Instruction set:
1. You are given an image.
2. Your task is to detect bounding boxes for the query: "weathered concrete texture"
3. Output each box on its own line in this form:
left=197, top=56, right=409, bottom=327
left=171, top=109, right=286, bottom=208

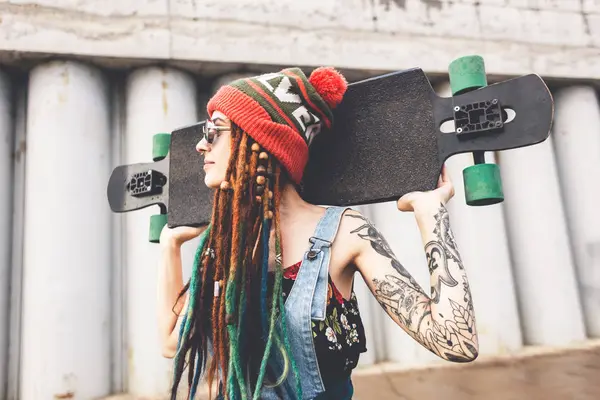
left=0, top=1, right=171, bottom=59
left=102, top=341, right=600, bottom=399
left=1, top=0, right=599, bottom=79
left=351, top=340, right=600, bottom=400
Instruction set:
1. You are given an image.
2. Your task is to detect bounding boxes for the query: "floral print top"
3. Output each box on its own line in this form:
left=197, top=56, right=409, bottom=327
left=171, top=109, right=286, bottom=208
left=278, top=261, right=367, bottom=388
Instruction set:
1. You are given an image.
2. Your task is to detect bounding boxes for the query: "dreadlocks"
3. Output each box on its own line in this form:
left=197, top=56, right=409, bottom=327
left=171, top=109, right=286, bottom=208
left=170, top=124, right=302, bottom=400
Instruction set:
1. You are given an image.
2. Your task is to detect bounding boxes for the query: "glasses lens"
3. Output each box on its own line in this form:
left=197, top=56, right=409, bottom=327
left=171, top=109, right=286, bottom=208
left=203, top=121, right=217, bottom=144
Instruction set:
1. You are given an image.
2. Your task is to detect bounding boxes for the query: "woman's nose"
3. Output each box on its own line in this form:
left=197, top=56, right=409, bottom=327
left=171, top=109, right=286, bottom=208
left=196, top=138, right=209, bottom=153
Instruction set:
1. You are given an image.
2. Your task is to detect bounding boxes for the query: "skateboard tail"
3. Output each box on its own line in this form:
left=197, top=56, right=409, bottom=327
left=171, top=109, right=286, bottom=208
left=106, top=158, right=169, bottom=214
left=434, top=74, right=554, bottom=162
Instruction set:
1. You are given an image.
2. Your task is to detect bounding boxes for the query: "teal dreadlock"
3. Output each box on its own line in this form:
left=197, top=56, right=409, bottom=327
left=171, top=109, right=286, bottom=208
left=170, top=127, right=302, bottom=400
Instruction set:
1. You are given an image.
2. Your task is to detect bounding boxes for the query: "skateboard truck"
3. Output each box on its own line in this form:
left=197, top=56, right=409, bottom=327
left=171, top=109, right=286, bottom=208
left=453, top=99, right=503, bottom=136
left=128, top=169, right=166, bottom=197
left=449, top=55, right=505, bottom=206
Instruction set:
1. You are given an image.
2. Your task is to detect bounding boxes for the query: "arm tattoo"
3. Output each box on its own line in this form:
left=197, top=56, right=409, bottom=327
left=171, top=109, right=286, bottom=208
left=347, top=214, right=423, bottom=292
left=426, top=240, right=458, bottom=304
left=372, top=275, right=477, bottom=362
left=432, top=204, right=463, bottom=267
left=372, top=275, right=429, bottom=328
left=349, top=206, right=478, bottom=362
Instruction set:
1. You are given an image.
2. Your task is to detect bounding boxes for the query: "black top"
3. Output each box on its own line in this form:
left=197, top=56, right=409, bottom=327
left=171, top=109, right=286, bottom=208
left=275, top=261, right=368, bottom=388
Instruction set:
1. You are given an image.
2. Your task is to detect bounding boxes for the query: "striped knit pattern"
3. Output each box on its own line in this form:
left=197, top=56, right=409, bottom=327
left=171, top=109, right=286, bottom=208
left=207, top=68, right=335, bottom=185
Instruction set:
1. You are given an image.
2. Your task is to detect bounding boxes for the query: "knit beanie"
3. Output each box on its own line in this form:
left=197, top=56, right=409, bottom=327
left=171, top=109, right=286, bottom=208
left=206, top=67, right=348, bottom=185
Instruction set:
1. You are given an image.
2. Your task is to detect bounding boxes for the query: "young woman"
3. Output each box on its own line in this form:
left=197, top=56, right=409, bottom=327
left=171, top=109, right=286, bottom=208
left=158, top=67, right=479, bottom=400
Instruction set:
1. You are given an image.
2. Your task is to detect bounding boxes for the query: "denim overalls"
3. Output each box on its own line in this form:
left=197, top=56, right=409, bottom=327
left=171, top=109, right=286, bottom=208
left=214, top=206, right=354, bottom=399
left=259, top=206, right=354, bottom=400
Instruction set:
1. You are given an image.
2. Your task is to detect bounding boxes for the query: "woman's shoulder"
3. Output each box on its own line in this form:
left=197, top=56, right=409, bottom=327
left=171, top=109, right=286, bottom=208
left=339, top=207, right=371, bottom=232
left=333, top=208, right=372, bottom=257
left=292, top=205, right=371, bottom=257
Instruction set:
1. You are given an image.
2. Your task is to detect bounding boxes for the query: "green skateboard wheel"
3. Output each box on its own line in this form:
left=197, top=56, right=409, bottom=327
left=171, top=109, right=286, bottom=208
left=462, top=163, right=504, bottom=206
left=448, top=55, right=487, bottom=95
left=149, top=213, right=168, bottom=243
left=152, top=133, right=171, bottom=161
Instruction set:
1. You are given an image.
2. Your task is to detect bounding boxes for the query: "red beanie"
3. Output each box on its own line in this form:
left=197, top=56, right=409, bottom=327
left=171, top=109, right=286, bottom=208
left=207, top=67, right=348, bottom=185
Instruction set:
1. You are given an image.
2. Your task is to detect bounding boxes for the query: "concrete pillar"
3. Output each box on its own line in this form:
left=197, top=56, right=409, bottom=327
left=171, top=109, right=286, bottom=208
left=211, top=73, right=253, bottom=93
left=552, top=86, right=600, bottom=338
left=20, top=61, right=112, bottom=399
left=436, top=82, right=523, bottom=356
left=498, top=132, right=586, bottom=345
left=124, top=67, right=198, bottom=396
left=7, top=84, right=28, bottom=400
left=109, top=78, right=127, bottom=393
left=0, top=68, right=13, bottom=400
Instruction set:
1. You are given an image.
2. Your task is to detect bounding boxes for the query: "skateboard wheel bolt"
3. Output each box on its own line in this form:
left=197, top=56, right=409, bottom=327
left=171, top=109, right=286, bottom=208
left=492, top=99, right=498, bottom=104
left=259, top=152, right=269, bottom=160
left=251, top=143, right=260, bottom=152
left=256, top=176, right=266, bottom=185
left=495, top=121, right=502, bottom=127
left=454, top=106, right=460, bottom=112
left=457, top=128, right=463, bottom=134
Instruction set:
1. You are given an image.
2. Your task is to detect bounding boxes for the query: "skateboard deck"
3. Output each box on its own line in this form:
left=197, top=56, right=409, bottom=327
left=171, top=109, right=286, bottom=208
left=107, top=67, right=553, bottom=230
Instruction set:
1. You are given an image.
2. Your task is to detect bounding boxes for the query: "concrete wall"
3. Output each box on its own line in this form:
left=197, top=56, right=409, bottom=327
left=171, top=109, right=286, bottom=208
left=1, top=0, right=599, bottom=79
left=1, top=1, right=600, bottom=399
left=0, top=58, right=598, bottom=399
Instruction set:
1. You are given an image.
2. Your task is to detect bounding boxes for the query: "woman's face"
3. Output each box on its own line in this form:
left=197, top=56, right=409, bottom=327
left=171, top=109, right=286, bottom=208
left=196, top=110, right=232, bottom=189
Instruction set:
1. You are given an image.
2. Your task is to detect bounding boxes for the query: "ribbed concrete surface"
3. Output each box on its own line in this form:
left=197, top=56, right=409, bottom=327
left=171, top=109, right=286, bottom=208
left=351, top=340, right=600, bottom=400
left=1, top=1, right=599, bottom=79
left=102, top=341, right=600, bottom=400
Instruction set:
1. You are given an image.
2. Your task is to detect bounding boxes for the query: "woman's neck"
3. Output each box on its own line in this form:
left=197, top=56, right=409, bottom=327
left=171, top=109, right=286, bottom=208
left=278, top=183, right=315, bottom=222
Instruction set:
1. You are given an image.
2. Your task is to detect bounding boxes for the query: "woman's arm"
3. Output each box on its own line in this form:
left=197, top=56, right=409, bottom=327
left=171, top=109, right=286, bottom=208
left=352, top=168, right=479, bottom=362
left=157, top=226, right=205, bottom=358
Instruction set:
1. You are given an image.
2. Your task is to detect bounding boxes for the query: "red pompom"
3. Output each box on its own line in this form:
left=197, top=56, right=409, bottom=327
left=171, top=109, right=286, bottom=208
left=308, top=67, right=348, bottom=109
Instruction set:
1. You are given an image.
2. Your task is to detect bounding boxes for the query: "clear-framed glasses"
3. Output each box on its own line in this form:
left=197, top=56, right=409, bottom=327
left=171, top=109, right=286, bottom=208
left=201, top=120, right=230, bottom=144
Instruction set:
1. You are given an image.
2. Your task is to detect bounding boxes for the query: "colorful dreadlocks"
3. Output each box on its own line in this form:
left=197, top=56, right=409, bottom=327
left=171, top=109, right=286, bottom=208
left=170, top=124, right=302, bottom=400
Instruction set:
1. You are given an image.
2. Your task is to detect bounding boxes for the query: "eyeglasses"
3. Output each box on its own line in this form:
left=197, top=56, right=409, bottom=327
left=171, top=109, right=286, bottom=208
left=202, top=120, right=231, bottom=144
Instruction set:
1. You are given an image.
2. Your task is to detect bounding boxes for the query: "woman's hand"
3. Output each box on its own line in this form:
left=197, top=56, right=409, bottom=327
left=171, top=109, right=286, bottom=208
left=397, top=164, right=455, bottom=212
left=159, top=224, right=207, bottom=248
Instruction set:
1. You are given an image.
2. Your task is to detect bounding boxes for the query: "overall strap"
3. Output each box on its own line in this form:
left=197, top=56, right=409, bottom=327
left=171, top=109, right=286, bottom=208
left=261, top=206, right=350, bottom=399
left=308, top=206, right=348, bottom=321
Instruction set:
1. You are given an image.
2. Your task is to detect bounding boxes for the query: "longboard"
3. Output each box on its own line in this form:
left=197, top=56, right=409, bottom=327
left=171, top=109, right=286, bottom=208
left=107, top=66, right=553, bottom=239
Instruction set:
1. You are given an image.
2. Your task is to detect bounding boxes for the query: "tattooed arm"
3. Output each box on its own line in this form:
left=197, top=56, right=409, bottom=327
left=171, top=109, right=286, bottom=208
left=350, top=170, right=479, bottom=362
